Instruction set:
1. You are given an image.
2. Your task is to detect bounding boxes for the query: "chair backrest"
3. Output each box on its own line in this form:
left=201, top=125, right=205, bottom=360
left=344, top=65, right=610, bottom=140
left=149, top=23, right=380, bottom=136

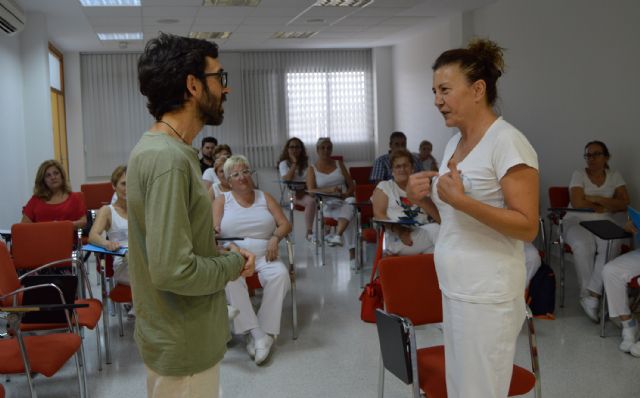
left=330, top=155, right=344, bottom=162
left=349, top=166, right=373, bottom=185
left=0, top=242, right=21, bottom=306
left=11, top=221, right=75, bottom=270
left=378, top=254, right=442, bottom=326
left=80, top=182, right=114, bottom=210
left=355, top=183, right=376, bottom=224
left=548, top=186, right=570, bottom=208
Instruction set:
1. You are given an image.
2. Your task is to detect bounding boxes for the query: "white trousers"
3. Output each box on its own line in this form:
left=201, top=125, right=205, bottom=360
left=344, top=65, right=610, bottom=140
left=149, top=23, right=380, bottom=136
left=146, top=362, right=219, bottom=398
left=442, top=294, right=525, bottom=398
left=225, top=255, right=290, bottom=336
left=602, top=249, right=640, bottom=318
left=323, top=197, right=356, bottom=249
left=385, top=223, right=440, bottom=256
left=564, top=222, right=622, bottom=297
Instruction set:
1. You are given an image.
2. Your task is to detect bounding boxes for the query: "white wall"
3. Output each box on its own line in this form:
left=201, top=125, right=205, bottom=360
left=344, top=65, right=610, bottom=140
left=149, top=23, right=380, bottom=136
left=0, top=32, right=28, bottom=228
left=0, top=13, right=53, bottom=228
left=391, top=0, right=640, bottom=208
left=391, top=18, right=458, bottom=161
left=65, top=51, right=86, bottom=189
left=372, top=46, right=394, bottom=156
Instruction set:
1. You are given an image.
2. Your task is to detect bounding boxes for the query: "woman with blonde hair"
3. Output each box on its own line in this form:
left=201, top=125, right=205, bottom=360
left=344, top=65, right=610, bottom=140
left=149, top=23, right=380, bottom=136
left=22, top=159, right=87, bottom=228
left=89, top=165, right=129, bottom=285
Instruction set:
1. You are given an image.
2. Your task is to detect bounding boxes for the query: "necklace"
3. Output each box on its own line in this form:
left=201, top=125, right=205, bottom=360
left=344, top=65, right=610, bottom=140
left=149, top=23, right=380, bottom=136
left=158, top=120, right=188, bottom=145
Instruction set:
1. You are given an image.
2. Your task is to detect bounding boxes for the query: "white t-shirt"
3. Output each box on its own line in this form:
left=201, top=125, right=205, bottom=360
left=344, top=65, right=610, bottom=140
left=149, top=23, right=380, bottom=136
left=564, top=169, right=627, bottom=225
left=374, top=179, right=429, bottom=224
left=432, top=117, right=538, bottom=303
left=202, top=167, right=219, bottom=185
left=278, top=160, right=307, bottom=182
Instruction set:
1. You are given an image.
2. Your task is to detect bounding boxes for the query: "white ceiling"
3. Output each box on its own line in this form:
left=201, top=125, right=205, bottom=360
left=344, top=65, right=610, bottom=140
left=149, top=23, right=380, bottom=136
left=17, top=0, right=496, bottom=52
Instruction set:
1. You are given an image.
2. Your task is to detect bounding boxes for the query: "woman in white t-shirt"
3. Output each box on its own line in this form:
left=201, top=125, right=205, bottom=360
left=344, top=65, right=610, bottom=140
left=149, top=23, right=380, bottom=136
left=406, top=39, right=539, bottom=398
left=371, top=148, right=440, bottom=255
left=563, top=140, right=630, bottom=321
left=277, top=137, right=316, bottom=240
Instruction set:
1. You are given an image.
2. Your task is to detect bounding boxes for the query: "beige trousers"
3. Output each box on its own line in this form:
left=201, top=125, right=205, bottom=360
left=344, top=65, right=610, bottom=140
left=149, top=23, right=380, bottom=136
left=146, top=362, right=220, bottom=398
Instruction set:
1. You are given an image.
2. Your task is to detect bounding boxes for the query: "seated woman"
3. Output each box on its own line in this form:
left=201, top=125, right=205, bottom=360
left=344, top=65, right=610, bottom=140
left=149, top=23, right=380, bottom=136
left=602, top=220, right=640, bottom=355
left=371, top=149, right=440, bottom=255
left=207, top=156, right=231, bottom=201
left=22, top=159, right=87, bottom=229
left=562, top=141, right=630, bottom=321
left=306, top=137, right=357, bottom=265
left=213, top=155, right=292, bottom=365
left=203, top=144, right=233, bottom=189
left=278, top=137, right=316, bottom=241
left=88, top=165, right=129, bottom=286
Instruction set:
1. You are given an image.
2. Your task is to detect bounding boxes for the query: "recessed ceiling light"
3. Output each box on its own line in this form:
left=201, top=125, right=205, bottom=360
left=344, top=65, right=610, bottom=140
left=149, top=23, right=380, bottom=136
left=189, top=32, right=232, bottom=40
left=97, top=32, right=143, bottom=41
left=157, top=18, right=180, bottom=24
left=314, top=0, right=373, bottom=7
left=79, top=0, right=141, bottom=6
left=202, top=0, right=260, bottom=6
left=273, top=32, right=318, bottom=39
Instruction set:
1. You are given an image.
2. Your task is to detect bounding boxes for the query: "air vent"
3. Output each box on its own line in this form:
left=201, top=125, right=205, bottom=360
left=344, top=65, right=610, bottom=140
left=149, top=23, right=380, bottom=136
left=273, top=32, right=318, bottom=39
left=97, top=32, right=143, bottom=41
left=0, top=0, right=25, bottom=35
left=203, top=0, right=260, bottom=6
left=79, top=0, right=140, bottom=6
left=314, top=0, right=374, bottom=7
left=189, top=32, right=232, bottom=40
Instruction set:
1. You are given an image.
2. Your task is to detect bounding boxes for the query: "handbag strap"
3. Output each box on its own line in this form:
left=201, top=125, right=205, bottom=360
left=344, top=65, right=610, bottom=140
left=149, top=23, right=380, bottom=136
left=369, top=227, right=385, bottom=284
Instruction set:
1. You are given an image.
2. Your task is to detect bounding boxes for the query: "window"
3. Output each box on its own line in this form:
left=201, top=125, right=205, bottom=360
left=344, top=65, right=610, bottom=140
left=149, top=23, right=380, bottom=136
left=286, top=71, right=370, bottom=145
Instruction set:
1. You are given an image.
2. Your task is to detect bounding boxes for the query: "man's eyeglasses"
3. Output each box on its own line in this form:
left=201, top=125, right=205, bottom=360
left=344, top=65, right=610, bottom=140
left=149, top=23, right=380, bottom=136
left=229, top=169, right=253, bottom=180
left=584, top=152, right=604, bottom=159
left=203, top=71, right=228, bottom=88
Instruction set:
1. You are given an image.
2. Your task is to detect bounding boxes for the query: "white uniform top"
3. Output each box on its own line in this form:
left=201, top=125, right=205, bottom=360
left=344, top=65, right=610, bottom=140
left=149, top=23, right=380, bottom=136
left=565, top=169, right=627, bottom=226
left=212, top=182, right=224, bottom=198
left=108, top=205, right=128, bottom=267
left=202, top=167, right=220, bottom=185
left=312, top=164, right=345, bottom=190
left=220, top=190, right=276, bottom=257
left=374, top=179, right=429, bottom=224
left=278, top=160, right=307, bottom=182
left=432, top=117, right=538, bottom=303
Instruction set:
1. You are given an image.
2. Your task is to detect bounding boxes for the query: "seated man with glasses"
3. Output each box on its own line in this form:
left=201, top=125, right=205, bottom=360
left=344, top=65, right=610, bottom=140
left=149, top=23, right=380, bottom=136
left=213, top=155, right=292, bottom=365
left=562, top=140, right=630, bottom=321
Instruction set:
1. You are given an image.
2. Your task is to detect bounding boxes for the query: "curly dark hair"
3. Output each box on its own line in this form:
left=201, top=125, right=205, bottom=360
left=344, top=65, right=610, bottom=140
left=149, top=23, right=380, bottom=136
left=138, top=32, right=219, bottom=120
left=277, top=137, right=308, bottom=176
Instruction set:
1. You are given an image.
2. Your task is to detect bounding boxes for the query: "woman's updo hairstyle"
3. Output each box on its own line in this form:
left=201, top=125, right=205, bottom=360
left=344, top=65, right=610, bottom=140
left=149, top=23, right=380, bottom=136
left=432, top=38, right=505, bottom=106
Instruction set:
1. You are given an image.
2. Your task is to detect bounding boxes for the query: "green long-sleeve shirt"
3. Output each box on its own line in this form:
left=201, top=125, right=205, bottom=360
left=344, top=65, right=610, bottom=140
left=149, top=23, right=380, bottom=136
left=127, top=131, right=244, bottom=376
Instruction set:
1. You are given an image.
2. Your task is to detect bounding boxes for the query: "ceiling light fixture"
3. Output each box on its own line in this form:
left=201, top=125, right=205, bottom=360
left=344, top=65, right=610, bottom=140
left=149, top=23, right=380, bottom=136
left=314, top=0, right=373, bottom=7
left=189, top=32, right=232, bottom=40
left=273, top=32, right=317, bottom=39
left=202, top=0, right=261, bottom=6
left=79, top=0, right=141, bottom=7
left=97, top=32, right=143, bottom=41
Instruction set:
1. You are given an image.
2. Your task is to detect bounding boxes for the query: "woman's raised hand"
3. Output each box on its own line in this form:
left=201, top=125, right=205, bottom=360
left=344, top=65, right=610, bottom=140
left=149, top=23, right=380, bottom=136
left=406, top=171, right=439, bottom=205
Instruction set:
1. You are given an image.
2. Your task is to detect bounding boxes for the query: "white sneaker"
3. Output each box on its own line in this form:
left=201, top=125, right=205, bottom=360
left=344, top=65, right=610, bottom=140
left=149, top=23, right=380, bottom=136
left=629, top=341, right=640, bottom=358
left=326, top=234, right=343, bottom=247
left=245, top=334, right=255, bottom=359
left=227, top=305, right=239, bottom=320
left=620, top=326, right=639, bottom=352
left=349, top=258, right=357, bottom=270
left=306, top=233, right=315, bottom=243
left=254, top=334, right=274, bottom=365
left=580, top=296, right=599, bottom=323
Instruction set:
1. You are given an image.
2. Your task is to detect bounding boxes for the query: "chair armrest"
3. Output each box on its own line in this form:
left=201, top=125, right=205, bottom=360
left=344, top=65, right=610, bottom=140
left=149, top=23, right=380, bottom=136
left=18, top=258, right=82, bottom=280
left=0, top=303, right=89, bottom=313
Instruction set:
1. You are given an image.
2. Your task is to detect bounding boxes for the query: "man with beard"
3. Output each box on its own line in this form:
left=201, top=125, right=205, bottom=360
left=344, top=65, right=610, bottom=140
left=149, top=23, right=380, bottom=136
left=200, top=136, right=218, bottom=174
left=127, top=33, right=255, bottom=398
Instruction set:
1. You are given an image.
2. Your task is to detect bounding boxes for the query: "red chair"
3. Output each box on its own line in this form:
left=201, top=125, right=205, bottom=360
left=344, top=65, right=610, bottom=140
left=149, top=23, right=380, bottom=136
left=376, top=254, right=540, bottom=398
left=353, top=184, right=377, bottom=282
left=245, top=237, right=297, bottom=340
left=0, top=241, right=87, bottom=398
left=10, top=221, right=104, bottom=371
left=349, top=166, right=373, bottom=185
left=80, top=182, right=114, bottom=211
left=547, top=186, right=573, bottom=307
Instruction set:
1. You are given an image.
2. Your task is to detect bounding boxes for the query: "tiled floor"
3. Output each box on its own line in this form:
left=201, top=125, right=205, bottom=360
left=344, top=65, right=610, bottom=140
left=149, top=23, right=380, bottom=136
left=3, top=213, right=640, bottom=397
